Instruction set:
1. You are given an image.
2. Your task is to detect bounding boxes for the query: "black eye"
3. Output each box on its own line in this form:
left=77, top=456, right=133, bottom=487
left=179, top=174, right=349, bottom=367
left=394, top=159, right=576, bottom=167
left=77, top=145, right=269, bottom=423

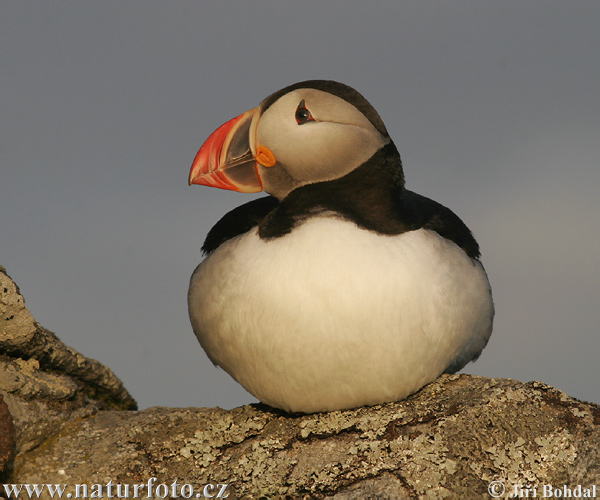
left=295, top=99, right=315, bottom=125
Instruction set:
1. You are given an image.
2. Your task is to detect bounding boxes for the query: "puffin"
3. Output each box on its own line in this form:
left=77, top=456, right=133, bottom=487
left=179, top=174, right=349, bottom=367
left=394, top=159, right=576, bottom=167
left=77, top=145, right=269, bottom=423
left=188, top=80, right=494, bottom=414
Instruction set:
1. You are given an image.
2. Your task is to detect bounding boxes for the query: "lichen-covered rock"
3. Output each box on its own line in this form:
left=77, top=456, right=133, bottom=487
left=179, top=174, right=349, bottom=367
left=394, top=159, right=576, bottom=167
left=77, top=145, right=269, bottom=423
left=2, top=265, right=599, bottom=498
left=12, top=375, right=600, bottom=499
left=0, top=267, right=136, bottom=411
left=0, top=267, right=37, bottom=348
left=0, top=266, right=136, bottom=471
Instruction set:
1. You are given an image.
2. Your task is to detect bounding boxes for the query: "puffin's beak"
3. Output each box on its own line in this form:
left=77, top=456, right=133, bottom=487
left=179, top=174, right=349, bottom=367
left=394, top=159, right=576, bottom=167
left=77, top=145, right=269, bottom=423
left=189, top=108, right=263, bottom=192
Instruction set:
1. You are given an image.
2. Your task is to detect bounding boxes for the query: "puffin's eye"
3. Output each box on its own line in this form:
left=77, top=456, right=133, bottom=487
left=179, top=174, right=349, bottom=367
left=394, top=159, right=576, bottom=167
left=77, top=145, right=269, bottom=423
left=295, top=100, right=315, bottom=125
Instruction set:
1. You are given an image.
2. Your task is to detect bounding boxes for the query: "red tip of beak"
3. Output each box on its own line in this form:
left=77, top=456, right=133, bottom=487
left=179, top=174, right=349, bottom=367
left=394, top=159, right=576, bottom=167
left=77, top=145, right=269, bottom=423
left=189, top=110, right=262, bottom=193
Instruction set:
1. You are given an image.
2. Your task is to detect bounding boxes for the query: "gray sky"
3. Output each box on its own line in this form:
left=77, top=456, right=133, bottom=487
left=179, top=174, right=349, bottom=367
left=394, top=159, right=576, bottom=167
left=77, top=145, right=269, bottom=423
left=2, top=2, right=599, bottom=410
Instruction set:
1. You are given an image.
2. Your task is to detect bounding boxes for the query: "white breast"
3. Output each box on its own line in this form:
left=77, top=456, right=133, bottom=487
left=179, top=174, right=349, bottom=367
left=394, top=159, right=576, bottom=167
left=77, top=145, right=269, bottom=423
left=188, top=216, right=493, bottom=413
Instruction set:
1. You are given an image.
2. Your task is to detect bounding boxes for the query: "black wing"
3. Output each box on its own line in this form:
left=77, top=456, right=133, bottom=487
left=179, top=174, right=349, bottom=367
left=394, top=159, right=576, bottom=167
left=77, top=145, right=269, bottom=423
left=402, top=189, right=480, bottom=259
left=201, top=189, right=480, bottom=260
left=201, top=196, right=280, bottom=255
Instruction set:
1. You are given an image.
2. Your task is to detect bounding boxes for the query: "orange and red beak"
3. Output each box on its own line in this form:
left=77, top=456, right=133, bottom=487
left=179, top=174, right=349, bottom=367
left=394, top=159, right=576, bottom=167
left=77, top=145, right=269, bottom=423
left=189, top=108, right=265, bottom=193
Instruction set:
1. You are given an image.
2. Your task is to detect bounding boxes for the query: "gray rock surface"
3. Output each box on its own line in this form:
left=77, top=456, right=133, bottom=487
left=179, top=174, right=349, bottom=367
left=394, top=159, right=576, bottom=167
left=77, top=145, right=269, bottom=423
left=10, top=375, right=600, bottom=499
left=0, top=266, right=136, bottom=478
left=1, top=265, right=599, bottom=498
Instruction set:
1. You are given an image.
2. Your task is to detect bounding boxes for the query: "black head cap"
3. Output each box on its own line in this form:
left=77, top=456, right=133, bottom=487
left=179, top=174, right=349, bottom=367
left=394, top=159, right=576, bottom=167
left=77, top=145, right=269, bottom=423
left=260, top=80, right=390, bottom=138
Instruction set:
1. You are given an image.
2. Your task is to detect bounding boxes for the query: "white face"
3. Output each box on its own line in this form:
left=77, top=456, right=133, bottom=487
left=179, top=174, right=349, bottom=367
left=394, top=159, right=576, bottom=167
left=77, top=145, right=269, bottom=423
left=254, top=89, right=389, bottom=199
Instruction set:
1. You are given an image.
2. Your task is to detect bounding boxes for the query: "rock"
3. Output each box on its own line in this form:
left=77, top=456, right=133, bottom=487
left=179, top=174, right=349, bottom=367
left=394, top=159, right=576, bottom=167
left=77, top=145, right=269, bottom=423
left=10, top=375, right=600, bottom=499
left=0, top=267, right=136, bottom=411
left=0, top=394, right=16, bottom=482
left=0, top=266, right=136, bottom=474
left=2, top=265, right=599, bottom=498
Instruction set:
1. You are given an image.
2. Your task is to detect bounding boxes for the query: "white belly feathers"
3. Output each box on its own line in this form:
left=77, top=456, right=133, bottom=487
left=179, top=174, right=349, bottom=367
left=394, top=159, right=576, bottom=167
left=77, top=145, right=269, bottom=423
left=188, top=215, right=493, bottom=413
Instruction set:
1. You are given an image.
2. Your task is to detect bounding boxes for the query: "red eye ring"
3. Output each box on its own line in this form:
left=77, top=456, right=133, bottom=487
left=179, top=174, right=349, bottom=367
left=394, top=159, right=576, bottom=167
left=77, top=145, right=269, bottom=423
left=295, top=99, right=315, bottom=125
